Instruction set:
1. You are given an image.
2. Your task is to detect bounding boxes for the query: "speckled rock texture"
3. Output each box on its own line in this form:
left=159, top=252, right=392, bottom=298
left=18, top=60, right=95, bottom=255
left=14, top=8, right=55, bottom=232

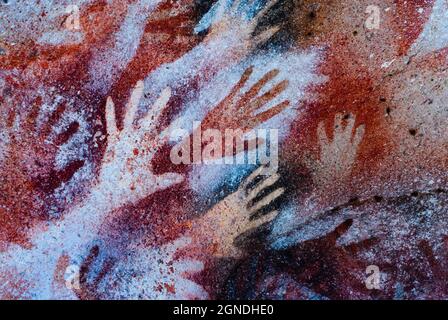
left=0, top=0, right=447, bottom=300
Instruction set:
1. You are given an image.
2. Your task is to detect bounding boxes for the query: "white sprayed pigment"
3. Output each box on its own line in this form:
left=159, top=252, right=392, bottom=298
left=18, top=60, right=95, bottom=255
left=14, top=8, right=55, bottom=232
left=408, top=0, right=448, bottom=57
left=269, top=203, right=298, bottom=249
left=38, top=30, right=84, bottom=46
left=194, top=0, right=269, bottom=34
left=0, top=86, right=202, bottom=299
left=53, top=109, right=90, bottom=170
left=30, top=88, right=94, bottom=206
left=87, top=0, right=161, bottom=94
left=0, top=84, right=97, bottom=298
left=0, top=184, right=207, bottom=299
left=138, top=0, right=282, bottom=107
left=52, top=107, right=94, bottom=211
left=176, top=49, right=324, bottom=195
left=0, top=0, right=93, bottom=44
left=270, top=191, right=448, bottom=251
left=0, top=203, right=206, bottom=299
left=98, top=237, right=208, bottom=300
left=140, top=35, right=241, bottom=102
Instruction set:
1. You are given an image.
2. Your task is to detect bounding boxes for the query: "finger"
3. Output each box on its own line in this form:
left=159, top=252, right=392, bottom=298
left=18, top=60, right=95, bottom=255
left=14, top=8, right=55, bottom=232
left=159, top=120, right=179, bottom=142
left=343, top=237, right=380, bottom=255
left=344, top=114, right=356, bottom=136
left=231, top=0, right=242, bottom=14
left=153, top=121, right=183, bottom=152
left=194, top=0, right=229, bottom=33
left=53, top=255, right=70, bottom=288
left=177, top=279, right=210, bottom=299
left=317, top=121, right=328, bottom=146
left=242, top=69, right=280, bottom=104
left=26, top=96, right=42, bottom=129
left=219, top=66, right=254, bottom=110
left=173, top=259, right=204, bottom=275
left=123, top=80, right=144, bottom=130
left=248, top=187, right=284, bottom=213
left=240, top=165, right=269, bottom=190
left=231, top=66, right=254, bottom=99
left=247, top=172, right=280, bottom=202
left=51, top=160, right=84, bottom=188
left=252, top=100, right=290, bottom=125
left=41, top=102, right=66, bottom=139
left=149, top=5, right=190, bottom=21
left=155, top=172, right=184, bottom=191
left=418, top=240, right=443, bottom=277
left=53, top=121, right=80, bottom=146
left=6, top=108, right=16, bottom=129
left=79, top=246, right=100, bottom=285
left=105, top=97, right=118, bottom=136
left=246, top=210, right=279, bottom=231
left=164, top=236, right=192, bottom=256
left=329, top=219, right=353, bottom=244
left=253, top=25, right=280, bottom=45
left=353, top=124, right=365, bottom=147
left=215, top=0, right=228, bottom=19
left=254, top=0, right=279, bottom=22
left=140, top=87, right=171, bottom=131
left=248, top=79, right=288, bottom=114
left=334, top=113, right=344, bottom=136
left=92, top=257, right=114, bottom=288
